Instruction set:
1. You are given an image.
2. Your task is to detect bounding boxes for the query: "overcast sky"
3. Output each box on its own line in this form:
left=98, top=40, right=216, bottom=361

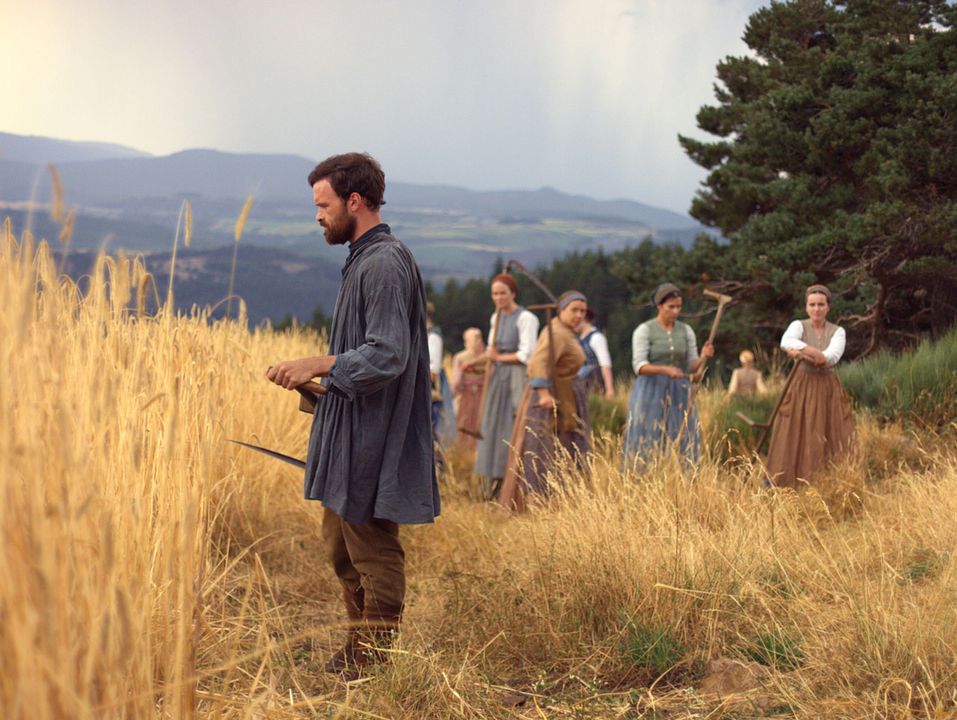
left=2, top=0, right=766, bottom=214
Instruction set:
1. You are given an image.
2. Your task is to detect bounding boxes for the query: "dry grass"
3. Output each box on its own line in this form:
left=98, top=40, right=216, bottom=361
left=2, top=222, right=957, bottom=719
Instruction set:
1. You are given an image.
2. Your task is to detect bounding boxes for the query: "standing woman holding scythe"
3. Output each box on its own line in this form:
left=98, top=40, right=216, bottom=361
left=496, top=291, right=592, bottom=512
left=473, top=274, right=540, bottom=500
left=623, top=283, right=714, bottom=467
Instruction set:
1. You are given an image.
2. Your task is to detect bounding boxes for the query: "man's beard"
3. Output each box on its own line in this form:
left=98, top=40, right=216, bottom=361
left=323, top=211, right=357, bottom=246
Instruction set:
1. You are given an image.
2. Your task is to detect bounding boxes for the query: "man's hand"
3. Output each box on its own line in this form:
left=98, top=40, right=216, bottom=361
left=266, top=356, right=336, bottom=390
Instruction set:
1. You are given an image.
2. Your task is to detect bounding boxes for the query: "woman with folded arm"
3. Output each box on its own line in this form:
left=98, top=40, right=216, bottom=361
left=765, top=284, right=855, bottom=487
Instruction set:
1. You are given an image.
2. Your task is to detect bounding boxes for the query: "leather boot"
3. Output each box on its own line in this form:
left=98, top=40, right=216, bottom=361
left=335, top=609, right=401, bottom=681
left=323, top=586, right=365, bottom=674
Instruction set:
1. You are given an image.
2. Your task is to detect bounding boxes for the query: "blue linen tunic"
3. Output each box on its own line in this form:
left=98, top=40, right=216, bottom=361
left=304, top=224, right=440, bottom=525
left=623, top=319, right=701, bottom=465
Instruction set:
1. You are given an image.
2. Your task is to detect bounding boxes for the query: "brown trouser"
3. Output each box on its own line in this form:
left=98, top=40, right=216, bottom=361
left=322, top=507, right=405, bottom=624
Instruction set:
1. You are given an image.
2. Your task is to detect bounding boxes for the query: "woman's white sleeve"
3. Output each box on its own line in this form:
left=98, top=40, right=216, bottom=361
left=823, top=326, right=846, bottom=366
left=516, top=311, right=540, bottom=365
left=780, top=321, right=806, bottom=351
left=428, top=333, right=443, bottom=375
left=591, top=332, right=613, bottom=369
left=632, top=324, right=650, bottom=375
left=487, top=313, right=496, bottom=346
left=685, top=324, right=700, bottom=367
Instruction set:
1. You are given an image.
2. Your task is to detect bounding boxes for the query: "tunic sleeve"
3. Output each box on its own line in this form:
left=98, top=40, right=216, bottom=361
left=590, top=332, right=613, bottom=369
left=516, top=310, right=540, bottom=364
left=487, top=312, right=496, bottom=346
left=527, top=326, right=551, bottom=388
left=684, top=323, right=700, bottom=368
left=780, top=321, right=806, bottom=351
left=327, top=258, right=413, bottom=400
left=822, top=326, right=846, bottom=366
left=428, top=332, right=443, bottom=375
left=632, top=323, right=650, bottom=375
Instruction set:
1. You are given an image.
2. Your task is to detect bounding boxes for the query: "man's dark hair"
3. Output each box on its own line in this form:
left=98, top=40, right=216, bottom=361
left=307, top=152, right=386, bottom=210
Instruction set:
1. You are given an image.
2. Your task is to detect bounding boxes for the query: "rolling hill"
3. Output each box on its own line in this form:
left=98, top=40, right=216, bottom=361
left=0, top=131, right=712, bottom=323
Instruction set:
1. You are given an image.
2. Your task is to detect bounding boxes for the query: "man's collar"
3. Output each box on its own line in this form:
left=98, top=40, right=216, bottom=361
left=343, top=223, right=391, bottom=275
left=349, top=223, right=390, bottom=250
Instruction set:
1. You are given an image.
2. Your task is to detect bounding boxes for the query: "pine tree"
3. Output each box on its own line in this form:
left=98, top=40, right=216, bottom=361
left=680, top=0, right=957, bottom=354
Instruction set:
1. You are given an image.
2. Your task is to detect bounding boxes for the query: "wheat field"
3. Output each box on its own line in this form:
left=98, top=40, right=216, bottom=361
left=2, top=221, right=956, bottom=719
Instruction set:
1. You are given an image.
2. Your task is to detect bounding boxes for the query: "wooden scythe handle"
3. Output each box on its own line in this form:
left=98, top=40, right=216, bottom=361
left=755, top=359, right=802, bottom=453
left=296, top=380, right=328, bottom=414
left=692, top=289, right=733, bottom=383
left=299, top=380, right=328, bottom=395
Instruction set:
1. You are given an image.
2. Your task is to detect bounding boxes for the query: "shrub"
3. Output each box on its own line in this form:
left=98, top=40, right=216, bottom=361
left=588, top=392, right=628, bottom=436
left=701, top=390, right=779, bottom=460
left=839, top=327, right=957, bottom=427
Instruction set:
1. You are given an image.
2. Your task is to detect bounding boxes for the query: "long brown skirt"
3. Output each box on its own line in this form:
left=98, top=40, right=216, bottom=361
left=455, top=375, right=484, bottom=453
left=765, top=363, right=855, bottom=488
left=496, top=381, right=590, bottom=512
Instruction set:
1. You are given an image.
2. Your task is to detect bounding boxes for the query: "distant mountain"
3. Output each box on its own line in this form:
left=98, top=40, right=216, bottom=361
left=0, top=133, right=698, bottom=230
left=0, top=132, right=151, bottom=164
left=385, top=183, right=693, bottom=232
left=0, top=131, right=715, bottom=322
left=0, top=149, right=309, bottom=205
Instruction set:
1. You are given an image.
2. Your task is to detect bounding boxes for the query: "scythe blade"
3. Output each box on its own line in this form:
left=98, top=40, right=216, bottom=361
left=229, top=439, right=306, bottom=469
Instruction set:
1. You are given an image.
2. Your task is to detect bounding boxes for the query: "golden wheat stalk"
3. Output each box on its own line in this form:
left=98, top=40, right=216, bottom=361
left=226, top=195, right=253, bottom=320
left=57, top=208, right=76, bottom=246
left=183, top=201, right=193, bottom=249
left=166, top=201, right=187, bottom=311
left=48, top=164, right=65, bottom=224
left=46, top=165, right=79, bottom=275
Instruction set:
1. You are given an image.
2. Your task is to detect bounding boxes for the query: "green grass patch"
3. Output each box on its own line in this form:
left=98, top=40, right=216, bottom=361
left=703, top=391, right=779, bottom=460
left=588, top=393, right=628, bottom=436
left=903, top=548, right=950, bottom=584
left=759, top=569, right=802, bottom=599
left=744, top=629, right=805, bottom=671
left=839, top=326, right=957, bottom=427
left=618, top=613, right=686, bottom=676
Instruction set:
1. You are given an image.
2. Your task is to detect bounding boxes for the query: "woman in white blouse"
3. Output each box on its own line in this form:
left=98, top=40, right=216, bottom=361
left=765, top=284, right=855, bottom=487
left=473, top=274, right=540, bottom=500
left=577, top=309, right=615, bottom=400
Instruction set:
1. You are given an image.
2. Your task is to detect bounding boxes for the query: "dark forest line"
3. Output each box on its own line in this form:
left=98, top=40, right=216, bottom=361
left=293, top=229, right=954, bottom=386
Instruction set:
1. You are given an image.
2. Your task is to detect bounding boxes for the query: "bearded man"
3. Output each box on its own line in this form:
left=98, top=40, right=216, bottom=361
left=266, top=152, right=438, bottom=677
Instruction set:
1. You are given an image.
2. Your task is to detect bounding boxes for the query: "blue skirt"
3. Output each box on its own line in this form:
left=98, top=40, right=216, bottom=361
left=623, top=374, right=699, bottom=465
